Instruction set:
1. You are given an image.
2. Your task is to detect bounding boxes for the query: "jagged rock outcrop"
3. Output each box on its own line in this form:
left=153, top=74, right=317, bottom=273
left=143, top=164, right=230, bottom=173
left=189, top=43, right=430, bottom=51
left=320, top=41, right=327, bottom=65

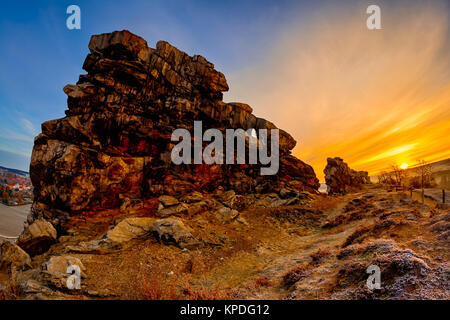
left=28, top=30, right=319, bottom=231
left=324, top=157, right=370, bottom=195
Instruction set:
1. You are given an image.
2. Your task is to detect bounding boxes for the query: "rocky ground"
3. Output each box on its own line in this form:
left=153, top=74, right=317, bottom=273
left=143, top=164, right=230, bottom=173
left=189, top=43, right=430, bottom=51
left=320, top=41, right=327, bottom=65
left=1, top=30, right=447, bottom=300
left=1, top=184, right=448, bottom=300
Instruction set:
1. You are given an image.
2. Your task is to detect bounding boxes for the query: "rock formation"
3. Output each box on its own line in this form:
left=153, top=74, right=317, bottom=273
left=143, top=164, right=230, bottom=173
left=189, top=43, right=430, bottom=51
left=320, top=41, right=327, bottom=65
left=28, top=30, right=319, bottom=232
left=324, top=157, right=370, bottom=195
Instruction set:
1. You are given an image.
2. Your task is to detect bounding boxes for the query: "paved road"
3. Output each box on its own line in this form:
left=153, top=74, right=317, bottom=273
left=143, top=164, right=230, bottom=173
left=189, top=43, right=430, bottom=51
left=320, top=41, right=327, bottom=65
left=412, top=188, right=449, bottom=204
left=0, top=203, right=29, bottom=240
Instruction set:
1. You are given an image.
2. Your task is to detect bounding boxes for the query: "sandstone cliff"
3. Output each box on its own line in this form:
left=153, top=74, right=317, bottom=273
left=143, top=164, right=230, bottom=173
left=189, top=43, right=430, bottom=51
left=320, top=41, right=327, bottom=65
left=324, top=157, right=370, bottom=195
left=28, top=30, right=319, bottom=230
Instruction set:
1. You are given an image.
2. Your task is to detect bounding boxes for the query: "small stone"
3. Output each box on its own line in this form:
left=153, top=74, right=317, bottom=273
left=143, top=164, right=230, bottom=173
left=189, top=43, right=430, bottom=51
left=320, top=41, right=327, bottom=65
left=107, top=217, right=155, bottom=243
left=151, top=218, right=201, bottom=249
left=158, top=203, right=189, bottom=217
left=158, top=195, right=179, bottom=207
left=214, top=206, right=239, bottom=224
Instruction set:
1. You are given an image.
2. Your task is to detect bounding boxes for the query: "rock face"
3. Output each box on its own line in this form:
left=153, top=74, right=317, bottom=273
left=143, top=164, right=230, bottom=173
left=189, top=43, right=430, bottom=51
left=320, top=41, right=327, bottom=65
left=28, top=30, right=319, bottom=230
left=324, top=157, right=370, bottom=195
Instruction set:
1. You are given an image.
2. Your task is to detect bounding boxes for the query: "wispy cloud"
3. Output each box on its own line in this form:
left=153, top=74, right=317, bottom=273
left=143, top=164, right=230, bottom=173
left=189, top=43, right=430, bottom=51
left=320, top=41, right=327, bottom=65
left=0, top=127, right=34, bottom=143
left=225, top=0, right=450, bottom=179
left=20, top=118, right=37, bottom=136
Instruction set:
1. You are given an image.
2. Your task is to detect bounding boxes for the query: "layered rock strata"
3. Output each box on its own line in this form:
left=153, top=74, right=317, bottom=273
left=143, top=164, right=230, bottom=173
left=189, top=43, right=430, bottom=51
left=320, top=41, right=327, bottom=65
left=29, top=30, right=319, bottom=230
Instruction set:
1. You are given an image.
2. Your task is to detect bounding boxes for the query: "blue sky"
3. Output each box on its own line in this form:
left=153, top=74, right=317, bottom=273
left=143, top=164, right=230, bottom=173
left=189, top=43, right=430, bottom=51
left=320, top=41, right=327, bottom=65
left=0, top=0, right=315, bottom=171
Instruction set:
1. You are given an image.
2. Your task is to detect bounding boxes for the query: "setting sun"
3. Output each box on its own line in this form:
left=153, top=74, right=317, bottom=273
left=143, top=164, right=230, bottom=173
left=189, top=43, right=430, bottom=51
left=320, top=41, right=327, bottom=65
left=400, top=163, right=409, bottom=170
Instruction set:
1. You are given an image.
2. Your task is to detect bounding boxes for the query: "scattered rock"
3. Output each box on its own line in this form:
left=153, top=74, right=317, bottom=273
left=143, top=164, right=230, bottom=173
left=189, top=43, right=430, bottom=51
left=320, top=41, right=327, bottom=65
left=279, top=188, right=299, bottom=199
left=254, top=193, right=294, bottom=208
left=67, top=239, right=120, bottom=254
left=180, top=191, right=204, bottom=203
left=158, top=195, right=179, bottom=207
left=44, top=255, right=86, bottom=278
left=217, top=190, right=236, bottom=207
left=158, top=203, right=189, bottom=217
left=20, top=279, right=53, bottom=296
left=17, top=219, right=57, bottom=256
left=41, top=255, right=86, bottom=291
left=107, top=217, right=155, bottom=243
left=186, top=201, right=208, bottom=216
left=86, top=288, right=115, bottom=298
left=324, top=157, right=370, bottom=195
left=214, top=206, right=240, bottom=224
left=151, top=218, right=200, bottom=249
left=0, top=241, right=32, bottom=272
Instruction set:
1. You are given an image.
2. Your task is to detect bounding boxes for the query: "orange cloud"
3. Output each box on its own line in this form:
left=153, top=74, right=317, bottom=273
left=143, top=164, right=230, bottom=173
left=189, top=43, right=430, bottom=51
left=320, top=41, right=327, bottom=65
left=225, top=1, right=450, bottom=180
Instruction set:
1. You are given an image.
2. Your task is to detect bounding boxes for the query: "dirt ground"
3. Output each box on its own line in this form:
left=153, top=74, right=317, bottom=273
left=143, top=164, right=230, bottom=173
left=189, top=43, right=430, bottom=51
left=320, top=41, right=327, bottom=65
left=1, top=185, right=449, bottom=300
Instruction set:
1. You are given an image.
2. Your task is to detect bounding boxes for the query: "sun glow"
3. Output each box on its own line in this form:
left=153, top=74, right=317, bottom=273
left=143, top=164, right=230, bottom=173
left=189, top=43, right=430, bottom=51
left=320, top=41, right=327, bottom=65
left=400, top=163, right=409, bottom=170
left=225, top=1, right=450, bottom=180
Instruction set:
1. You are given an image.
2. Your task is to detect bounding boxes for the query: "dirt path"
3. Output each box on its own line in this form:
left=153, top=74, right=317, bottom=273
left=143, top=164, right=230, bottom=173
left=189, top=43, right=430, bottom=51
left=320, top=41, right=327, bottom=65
left=205, top=187, right=440, bottom=300
left=196, top=191, right=376, bottom=299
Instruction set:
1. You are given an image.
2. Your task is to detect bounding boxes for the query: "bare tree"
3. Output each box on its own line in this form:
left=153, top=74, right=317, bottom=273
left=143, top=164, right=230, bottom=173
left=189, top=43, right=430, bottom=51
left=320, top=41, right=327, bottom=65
left=414, top=160, right=433, bottom=210
left=378, top=171, right=388, bottom=184
left=391, top=164, right=407, bottom=188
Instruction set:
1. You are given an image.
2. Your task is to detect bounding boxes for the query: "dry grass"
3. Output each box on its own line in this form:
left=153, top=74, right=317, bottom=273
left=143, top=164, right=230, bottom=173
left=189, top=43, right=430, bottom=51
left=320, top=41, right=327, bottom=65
left=253, top=276, right=272, bottom=288
left=312, top=195, right=342, bottom=211
left=282, top=266, right=308, bottom=287
left=139, top=274, right=178, bottom=300
left=0, top=282, right=20, bottom=300
left=134, top=272, right=233, bottom=300
left=342, top=225, right=372, bottom=248
left=181, top=282, right=233, bottom=300
left=310, top=248, right=332, bottom=265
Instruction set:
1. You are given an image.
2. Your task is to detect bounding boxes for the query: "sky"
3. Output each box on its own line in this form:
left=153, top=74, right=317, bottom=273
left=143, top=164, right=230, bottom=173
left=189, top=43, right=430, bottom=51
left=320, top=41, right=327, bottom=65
left=0, top=0, right=449, bottom=181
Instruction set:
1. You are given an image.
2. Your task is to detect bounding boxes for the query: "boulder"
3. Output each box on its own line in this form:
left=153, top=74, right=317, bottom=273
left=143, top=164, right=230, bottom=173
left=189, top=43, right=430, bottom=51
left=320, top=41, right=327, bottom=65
left=44, top=255, right=86, bottom=277
left=151, top=218, right=200, bottom=249
left=17, top=219, right=57, bottom=256
left=0, top=241, right=32, bottom=272
left=324, top=157, right=370, bottom=195
left=42, top=255, right=86, bottom=290
left=107, top=217, right=155, bottom=243
left=214, top=206, right=240, bottom=224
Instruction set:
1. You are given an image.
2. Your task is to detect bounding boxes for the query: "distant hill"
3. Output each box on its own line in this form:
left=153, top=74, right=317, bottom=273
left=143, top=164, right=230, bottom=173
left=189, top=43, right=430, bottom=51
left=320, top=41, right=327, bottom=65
left=427, top=158, right=450, bottom=188
left=374, top=158, right=450, bottom=188
left=0, top=166, right=29, bottom=176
